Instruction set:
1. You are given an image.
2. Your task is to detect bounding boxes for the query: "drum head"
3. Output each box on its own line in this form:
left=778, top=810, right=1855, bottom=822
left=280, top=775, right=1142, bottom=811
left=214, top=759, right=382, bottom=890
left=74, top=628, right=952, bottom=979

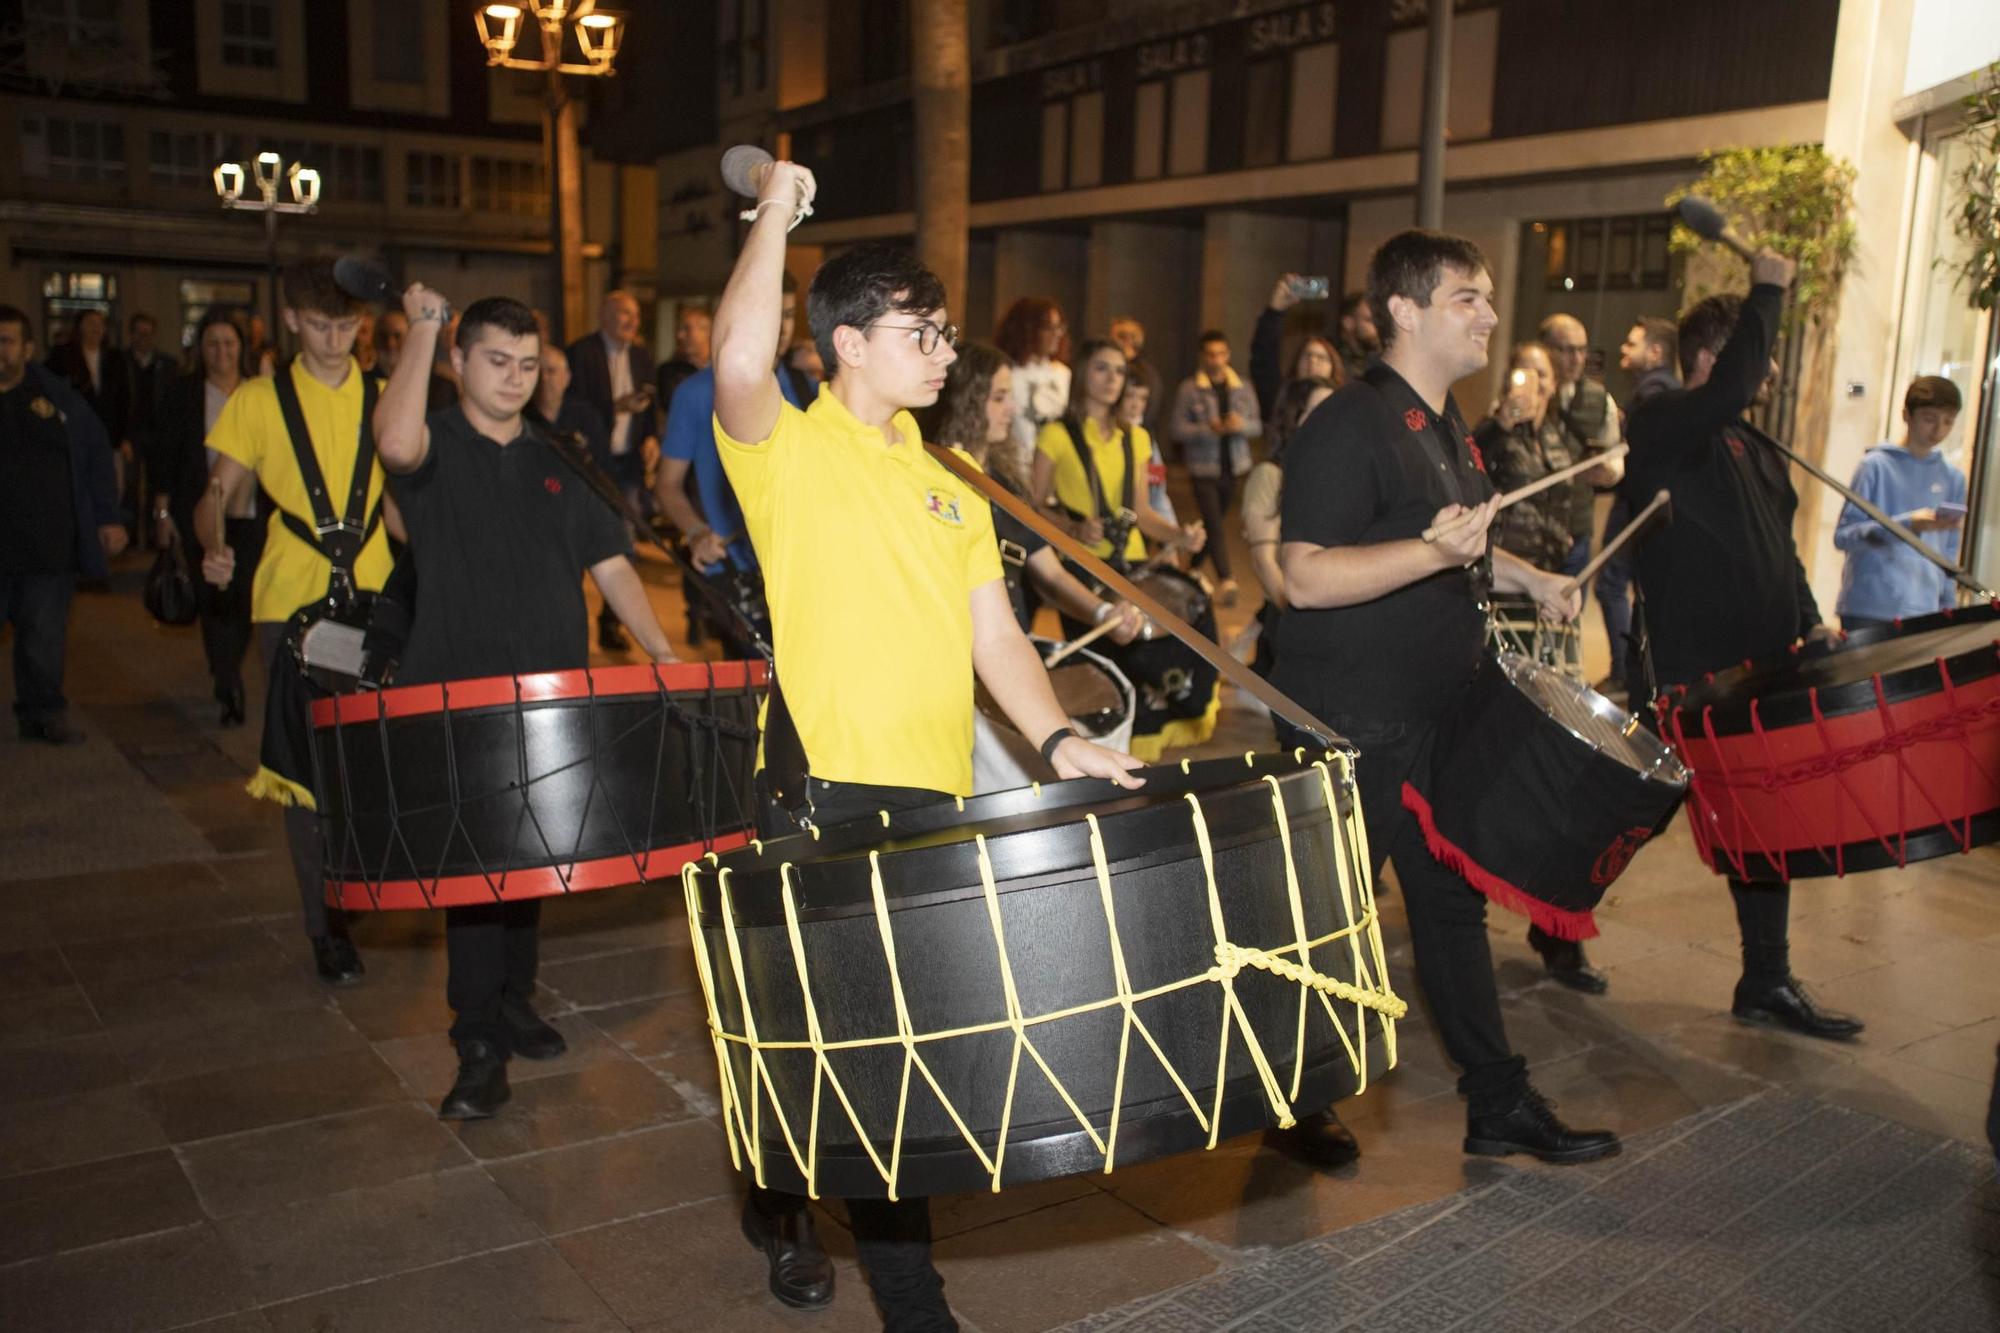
left=1133, top=568, right=1208, bottom=623
left=1499, top=653, right=1687, bottom=785
left=1049, top=661, right=1125, bottom=736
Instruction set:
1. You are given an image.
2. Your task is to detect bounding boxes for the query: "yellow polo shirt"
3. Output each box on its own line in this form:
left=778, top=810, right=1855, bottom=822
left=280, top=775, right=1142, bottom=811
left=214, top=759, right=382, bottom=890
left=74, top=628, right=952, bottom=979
left=1035, top=417, right=1153, bottom=562
left=717, top=388, right=1003, bottom=796
left=207, top=358, right=392, bottom=623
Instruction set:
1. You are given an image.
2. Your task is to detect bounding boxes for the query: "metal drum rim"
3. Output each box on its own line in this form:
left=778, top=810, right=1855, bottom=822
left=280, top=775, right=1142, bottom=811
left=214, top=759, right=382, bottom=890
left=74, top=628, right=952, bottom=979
left=1495, top=652, right=1690, bottom=787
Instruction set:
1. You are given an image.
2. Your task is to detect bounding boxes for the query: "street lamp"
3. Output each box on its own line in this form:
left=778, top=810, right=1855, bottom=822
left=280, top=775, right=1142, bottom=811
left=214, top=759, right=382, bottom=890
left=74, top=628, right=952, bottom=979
left=215, top=149, right=322, bottom=349
left=475, top=1, right=626, bottom=343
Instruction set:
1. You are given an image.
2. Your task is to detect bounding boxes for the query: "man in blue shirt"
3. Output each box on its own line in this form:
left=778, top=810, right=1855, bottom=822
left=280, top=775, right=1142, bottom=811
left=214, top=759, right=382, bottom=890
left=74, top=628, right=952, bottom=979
left=653, top=273, right=808, bottom=645
left=1834, top=375, right=1967, bottom=630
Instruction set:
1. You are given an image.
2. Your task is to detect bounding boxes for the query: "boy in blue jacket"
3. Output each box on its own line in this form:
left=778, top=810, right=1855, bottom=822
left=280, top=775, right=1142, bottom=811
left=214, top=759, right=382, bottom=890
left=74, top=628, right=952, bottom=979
left=1834, top=375, right=1967, bottom=630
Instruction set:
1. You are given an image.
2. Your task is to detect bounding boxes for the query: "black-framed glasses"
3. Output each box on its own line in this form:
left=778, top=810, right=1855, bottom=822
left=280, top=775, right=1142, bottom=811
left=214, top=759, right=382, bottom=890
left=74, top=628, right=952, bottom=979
left=866, top=320, right=960, bottom=355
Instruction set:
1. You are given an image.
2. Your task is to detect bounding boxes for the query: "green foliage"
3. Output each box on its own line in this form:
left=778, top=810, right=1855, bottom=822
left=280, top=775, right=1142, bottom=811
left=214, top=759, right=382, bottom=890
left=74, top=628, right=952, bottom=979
left=1947, top=64, right=2000, bottom=310
left=1666, top=144, right=1858, bottom=325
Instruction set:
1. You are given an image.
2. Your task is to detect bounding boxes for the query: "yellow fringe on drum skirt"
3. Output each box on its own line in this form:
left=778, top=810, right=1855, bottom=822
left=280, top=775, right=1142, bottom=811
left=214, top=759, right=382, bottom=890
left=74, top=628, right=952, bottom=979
left=1129, top=683, right=1222, bottom=762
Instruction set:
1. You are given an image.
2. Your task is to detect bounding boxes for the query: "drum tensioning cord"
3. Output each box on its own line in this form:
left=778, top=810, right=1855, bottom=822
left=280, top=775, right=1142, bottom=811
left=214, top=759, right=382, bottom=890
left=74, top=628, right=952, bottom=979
left=925, top=443, right=1350, bottom=752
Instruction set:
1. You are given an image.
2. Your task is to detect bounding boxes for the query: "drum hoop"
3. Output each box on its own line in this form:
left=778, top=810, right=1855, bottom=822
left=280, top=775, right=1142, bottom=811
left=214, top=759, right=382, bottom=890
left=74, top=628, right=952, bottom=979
left=1667, top=633, right=2000, bottom=737
left=326, top=831, right=755, bottom=911
left=1496, top=653, right=1689, bottom=786
left=309, top=659, right=770, bottom=727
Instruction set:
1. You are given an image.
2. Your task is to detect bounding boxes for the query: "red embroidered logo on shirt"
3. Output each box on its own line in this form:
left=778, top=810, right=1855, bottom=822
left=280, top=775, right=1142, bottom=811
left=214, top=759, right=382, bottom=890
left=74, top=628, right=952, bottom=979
left=543, top=477, right=563, bottom=495
left=1465, top=434, right=1485, bottom=473
left=1404, top=407, right=1427, bottom=431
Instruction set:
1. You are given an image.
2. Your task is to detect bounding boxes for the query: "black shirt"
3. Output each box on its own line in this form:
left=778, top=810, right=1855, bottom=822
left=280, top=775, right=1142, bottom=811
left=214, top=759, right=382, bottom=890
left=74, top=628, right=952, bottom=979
left=0, top=380, right=79, bottom=574
left=1272, top=363, right=1494, bottom=724
left=389, top=407, right=631, bottom=685
left=1623, top=284, right=1819, bottom=689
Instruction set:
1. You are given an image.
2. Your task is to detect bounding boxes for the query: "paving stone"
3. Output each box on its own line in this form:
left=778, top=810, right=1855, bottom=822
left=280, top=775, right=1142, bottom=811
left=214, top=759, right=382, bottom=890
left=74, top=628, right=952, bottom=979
left=1170, top=1266, right=1283, bottom=1324
left=0, top=1147, right=202, bottom=1264
left=259, top=1242, right=626, bottom=1333
left=0, top=1222, right=257, bottom=1333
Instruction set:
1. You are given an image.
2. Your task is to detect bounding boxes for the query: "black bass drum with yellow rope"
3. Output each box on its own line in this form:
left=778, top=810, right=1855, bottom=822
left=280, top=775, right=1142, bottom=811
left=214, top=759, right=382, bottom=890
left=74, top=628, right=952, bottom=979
left=683, top=752, right=1404, bottom=1198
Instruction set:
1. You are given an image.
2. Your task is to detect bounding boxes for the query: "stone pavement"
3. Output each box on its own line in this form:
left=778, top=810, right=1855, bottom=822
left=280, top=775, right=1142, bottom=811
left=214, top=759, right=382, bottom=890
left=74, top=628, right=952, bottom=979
left=0, top=554, right=1996, bottom=1332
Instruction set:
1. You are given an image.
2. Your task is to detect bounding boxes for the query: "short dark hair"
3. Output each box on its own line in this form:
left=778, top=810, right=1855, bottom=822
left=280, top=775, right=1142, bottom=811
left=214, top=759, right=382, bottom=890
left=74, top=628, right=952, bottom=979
left=129, top=311, right=155, bottom=332
left=281, top=258, right=363, bottom=319
left=1198, top=329, right=1228, bottom=348
left=809, top=243, right=948, bottom=378
left=193, top=307, right=249, bottom=376
left=0, top=304, right=32, bottom=342
left=1366, top=229, right=1489, bottom=349
left=456, top=296, right=541, bottom=350
left=1635, top=315, right=1677, bottom=364
left=1676, top=294, right=1741, bottom=378
left=1905, top=375, right=1961, bottom=415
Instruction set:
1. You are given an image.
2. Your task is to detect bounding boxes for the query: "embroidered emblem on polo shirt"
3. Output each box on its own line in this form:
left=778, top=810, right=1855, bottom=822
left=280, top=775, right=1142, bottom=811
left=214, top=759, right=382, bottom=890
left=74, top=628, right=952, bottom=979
left=924, top=488, right=964, bottom=527
left=544, top=476, right=563, bottom=494
left=1464, top=433, right=1485, bottom=473
left=1404, top=407, right=1427, bottom=431
left=29, top=396, right=56, bottom=419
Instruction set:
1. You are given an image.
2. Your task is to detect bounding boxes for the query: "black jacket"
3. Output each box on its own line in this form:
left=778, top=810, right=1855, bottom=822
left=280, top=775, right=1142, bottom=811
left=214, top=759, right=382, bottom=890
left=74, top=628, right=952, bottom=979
left=47, top=340, right=131, bottom=445
left=564, top=334, right=658, bottom=447
left=149, top=372, right=211, bottom=521
left=1623, top=284, right=1820, bottom=689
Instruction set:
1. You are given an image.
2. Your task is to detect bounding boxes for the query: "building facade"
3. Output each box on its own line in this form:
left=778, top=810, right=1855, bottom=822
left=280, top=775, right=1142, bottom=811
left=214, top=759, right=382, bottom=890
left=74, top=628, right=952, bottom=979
left=0, top=0, right=657, bottom=354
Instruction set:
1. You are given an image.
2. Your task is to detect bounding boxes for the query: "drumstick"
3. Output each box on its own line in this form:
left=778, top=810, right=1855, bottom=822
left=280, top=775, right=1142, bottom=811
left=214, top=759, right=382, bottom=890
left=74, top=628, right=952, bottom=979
left=210, top=478, right=226, bottom=549
left=1560, top=489, right=1670, bottom=598
left=1422, top=444, right=1629, bottom=543
left=1042, top=613, right=1124, bottom=668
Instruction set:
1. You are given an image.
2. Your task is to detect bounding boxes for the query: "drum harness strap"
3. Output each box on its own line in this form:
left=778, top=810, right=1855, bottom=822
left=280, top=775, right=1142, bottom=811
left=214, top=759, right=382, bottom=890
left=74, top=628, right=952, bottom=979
left=272, top=368, right=382, bottom=613
left=1060, top=415, right=1138, bottom=572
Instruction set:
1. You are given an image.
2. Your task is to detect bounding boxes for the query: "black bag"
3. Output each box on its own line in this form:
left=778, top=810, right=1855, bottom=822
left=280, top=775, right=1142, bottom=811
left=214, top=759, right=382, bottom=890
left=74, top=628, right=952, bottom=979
left=144, top=538, right=199, bottom=626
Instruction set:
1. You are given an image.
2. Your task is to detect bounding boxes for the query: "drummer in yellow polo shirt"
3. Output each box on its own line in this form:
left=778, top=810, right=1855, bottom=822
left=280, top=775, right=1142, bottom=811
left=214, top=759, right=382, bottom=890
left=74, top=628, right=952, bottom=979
left=713, top=160, right=1143, bottom=1332
left=195, top=258, right=391, bottom=988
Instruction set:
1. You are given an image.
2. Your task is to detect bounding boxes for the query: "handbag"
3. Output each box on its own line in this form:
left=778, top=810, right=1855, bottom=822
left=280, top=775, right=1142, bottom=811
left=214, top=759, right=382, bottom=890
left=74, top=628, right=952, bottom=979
left=144, top=534, right=199, bottom=626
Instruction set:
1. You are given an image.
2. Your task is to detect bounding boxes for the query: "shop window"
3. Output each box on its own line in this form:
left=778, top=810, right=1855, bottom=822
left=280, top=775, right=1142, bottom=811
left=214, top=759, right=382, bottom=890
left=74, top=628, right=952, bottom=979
left=1542, top=215, right=1673, bottom=293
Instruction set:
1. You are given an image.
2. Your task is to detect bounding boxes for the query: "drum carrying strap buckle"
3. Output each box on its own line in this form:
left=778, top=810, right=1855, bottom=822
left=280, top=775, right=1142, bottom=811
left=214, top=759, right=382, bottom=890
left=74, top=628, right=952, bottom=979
left=998, top=539, right=1027, bottom=568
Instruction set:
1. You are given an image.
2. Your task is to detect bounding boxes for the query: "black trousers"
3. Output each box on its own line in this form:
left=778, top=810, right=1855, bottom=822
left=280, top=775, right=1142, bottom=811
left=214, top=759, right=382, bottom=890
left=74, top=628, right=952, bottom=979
left=1188, top=473, right=1236, bottom=579
left=1728, top=876, right=1791, bottom=987
left=750, top=775, right=955, bottom=1329
left=2, top=572, right=74, bottom=724
left=1273, top=693, right=1528, bottom=1115
left=446, top=899, right=542, bottom=1053
left=255, top=622, right=337, bottom=941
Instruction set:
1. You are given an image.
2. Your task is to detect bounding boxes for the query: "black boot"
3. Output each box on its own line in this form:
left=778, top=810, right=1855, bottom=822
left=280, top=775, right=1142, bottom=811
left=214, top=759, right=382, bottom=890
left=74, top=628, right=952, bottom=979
left=438, top=1038, right=510, bottom=1119
left=1732, top=975, right=1864, bottom=1040
left=217, top=682, right=246, bottom=728
left=1528, top=925, right=1608, bottom=995
left=741, top=1196, right=835, bottom=1310
left=311, top=933, right=364, bottom=986
left=1465, top=1087, right=1620, bottom=1164
left=1267, top=1106, right=1361, bottom=1169
left=501, top=994, right=568, bottom=1060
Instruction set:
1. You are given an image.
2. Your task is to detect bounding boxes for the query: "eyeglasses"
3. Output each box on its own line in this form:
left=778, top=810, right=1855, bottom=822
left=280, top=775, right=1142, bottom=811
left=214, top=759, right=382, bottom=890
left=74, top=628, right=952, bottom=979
left=867, top=320, right=961, bottom=356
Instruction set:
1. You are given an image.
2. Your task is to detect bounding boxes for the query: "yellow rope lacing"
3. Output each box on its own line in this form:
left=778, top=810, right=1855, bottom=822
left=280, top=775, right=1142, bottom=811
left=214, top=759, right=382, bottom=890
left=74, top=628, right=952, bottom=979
left=680, top=756, right=1404, bottom=1198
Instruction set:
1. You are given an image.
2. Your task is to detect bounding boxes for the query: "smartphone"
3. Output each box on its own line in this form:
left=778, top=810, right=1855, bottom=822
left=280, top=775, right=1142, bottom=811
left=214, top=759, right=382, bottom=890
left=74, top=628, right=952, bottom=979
left=1289, top=275, right=1331, bottom=301
left=1509, top=369, right=1530, bottom=389
left=1938, top=500, right=1968, bottom=516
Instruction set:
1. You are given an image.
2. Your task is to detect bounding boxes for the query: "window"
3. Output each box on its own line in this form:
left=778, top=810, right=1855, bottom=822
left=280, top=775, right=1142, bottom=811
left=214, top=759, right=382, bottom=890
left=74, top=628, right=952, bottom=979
left=177, top=278, right=256, bottom=352
left=405, top=151, right=460, bottom=209
left=222, top=0, right=278, bottom=68
left=20, top=114, right=127, bottom=183
left=24, top=0, right=123, bottom=47
left=331, top=143, right=384, bottom=204
left=719, top=0, right=769, bottom=101
left=1540, top=215, right=1674, bottom=293
left=1380, top=5, right=1497, bottom=150
left=1037, top=65, right=1104, bottom=193
left=1287, top=41, right=1338, bottom=162
left=469, top=156, right=546, bottom=216
left=41, top=270, right=121, bottom=349
left=149, top=129, right=227, bottom=187
left=370, top=0, right=424, bottom=85
left=1167, top=69, right=1209, bottom=177
left=1132, top=81, right=1165, bottom=181
left=1243, top=58, right=1287, bottom=169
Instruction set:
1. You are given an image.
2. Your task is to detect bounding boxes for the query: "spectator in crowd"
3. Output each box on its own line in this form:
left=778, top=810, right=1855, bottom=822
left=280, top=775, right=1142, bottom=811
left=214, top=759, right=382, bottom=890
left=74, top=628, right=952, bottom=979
left=1334, top=292, right=1380, bottom=381
left=246, top=313, right=276, bottom=376
left=566, top=289, right=658, bottom=651
left=1033, top=339, right=1200, bottom=570
left=1539, top=313, right=1624, bottom=586
left=1474, top=344, right=1578, bottom=577
left=1250, top=272, right=1344, bottom=423
left=1108, top=315, right=1167, bottom=442
left=996, top=297, right=1071, bottom=474
left=1834, top=375, right=1968, bottom=631
left=152, top=309, right=259, bottom=727
left=0, top=304, right=125, bottom=744
left=1117, top=376, right=1178, bottom=528
left=1241, top=373, right=1337, bottom=676
left=353, top=311, right=378, bottom=372
left=656, top=304, right=713, bottom=415
left=125, top=313, right=172, bottom=522
left=928, top=341, right=1143, bottom=642
left=374, top=307, right=459, bottom=412
left=784, top=338, right=823, bottom=386
left=534, top=344, right=610, bottom=468
left=1597, top=316, right=1680, bottom=695
left=1170, top=329, right=1261, bottom=605
left=48, top=308, right=133, bottom=526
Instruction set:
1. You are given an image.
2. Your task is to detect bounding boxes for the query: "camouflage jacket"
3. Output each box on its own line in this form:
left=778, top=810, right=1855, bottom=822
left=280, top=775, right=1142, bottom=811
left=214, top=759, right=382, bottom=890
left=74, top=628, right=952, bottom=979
left=1472, top=412, right=1575, bottom=571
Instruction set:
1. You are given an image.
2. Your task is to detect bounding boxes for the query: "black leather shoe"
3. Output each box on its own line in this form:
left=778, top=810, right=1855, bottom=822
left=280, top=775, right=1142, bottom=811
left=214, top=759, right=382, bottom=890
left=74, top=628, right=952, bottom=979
left=439, top=1039, right=510, bottom=1120
left=217, top=683, right=246, bottom=728
left=1732, top=975, right=1864, bottom=1040
left=1529, top=927, right=1609, bottom=995
left=501, top=994, right=567, bottom=1060
left=1465, top=1088, right=1621, bottom=1164
left=741, top=1197, right=835, bottom=1310
left=312, top=934, right=365, bottom=986
left=1268, top=1107, right=1361, bottom=1169
left=18, top=716, right=84, bottom=745
left=597, top=619, right=629, bottom=652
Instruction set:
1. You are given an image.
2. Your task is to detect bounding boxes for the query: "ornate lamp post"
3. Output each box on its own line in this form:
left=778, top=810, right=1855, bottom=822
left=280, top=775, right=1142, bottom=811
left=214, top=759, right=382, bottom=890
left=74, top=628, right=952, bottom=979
left=475, top=2, right=626, bottom=344
left=215, top=150, right=322, bottom=340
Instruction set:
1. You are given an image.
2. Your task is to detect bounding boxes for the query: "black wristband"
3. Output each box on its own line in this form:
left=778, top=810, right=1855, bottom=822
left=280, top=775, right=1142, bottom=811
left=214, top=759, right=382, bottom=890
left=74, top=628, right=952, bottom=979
left=1039, top=726, right=1077, bottom=766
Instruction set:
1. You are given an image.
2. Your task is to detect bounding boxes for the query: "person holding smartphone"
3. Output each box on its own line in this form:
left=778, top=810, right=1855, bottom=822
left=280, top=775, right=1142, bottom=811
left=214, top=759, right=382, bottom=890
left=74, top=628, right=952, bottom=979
left=1833, top=375, right=1968, bottom=631
left=564, top=289, right=659, bottom=651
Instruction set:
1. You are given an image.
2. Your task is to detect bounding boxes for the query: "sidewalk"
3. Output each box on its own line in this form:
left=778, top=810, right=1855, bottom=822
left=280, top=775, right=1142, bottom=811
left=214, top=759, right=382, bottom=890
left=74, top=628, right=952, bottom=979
left=0, top=557, right=1994, bottom=1332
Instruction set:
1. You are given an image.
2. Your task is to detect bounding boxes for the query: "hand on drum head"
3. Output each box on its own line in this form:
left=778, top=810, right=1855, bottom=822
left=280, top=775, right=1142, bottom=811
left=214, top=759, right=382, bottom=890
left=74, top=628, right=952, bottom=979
left=1051, top=736, right=1147, bottom=789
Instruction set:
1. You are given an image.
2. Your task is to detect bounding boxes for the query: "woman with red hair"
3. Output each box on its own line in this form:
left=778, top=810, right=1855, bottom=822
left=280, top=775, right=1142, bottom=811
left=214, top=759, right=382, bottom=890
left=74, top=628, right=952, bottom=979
left=994, top=297, right=1070, bottom=475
